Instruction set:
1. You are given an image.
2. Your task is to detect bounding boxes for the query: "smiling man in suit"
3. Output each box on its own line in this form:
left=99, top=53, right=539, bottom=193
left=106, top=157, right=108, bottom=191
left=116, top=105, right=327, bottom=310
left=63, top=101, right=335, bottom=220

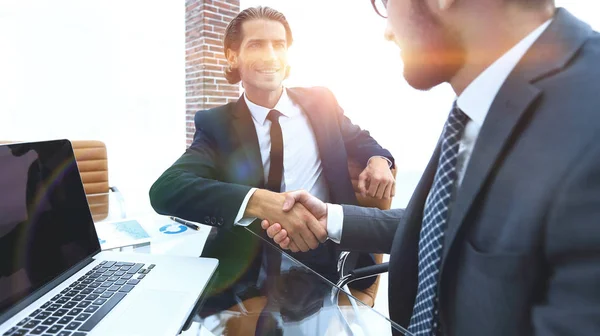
left=262, top=0, right=600, bottom=335
left=149, top=6, right=395, bottom=312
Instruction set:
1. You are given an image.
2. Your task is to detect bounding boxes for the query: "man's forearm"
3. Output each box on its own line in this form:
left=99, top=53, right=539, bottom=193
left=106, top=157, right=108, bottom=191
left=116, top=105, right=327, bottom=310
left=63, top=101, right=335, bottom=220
left=149, top=162, right=251, bottom=228
left=338, top=112, right=395, bottom=167
left=339, top=205, right=404, bottom=254
left=244, top=188, right=284, bottom=219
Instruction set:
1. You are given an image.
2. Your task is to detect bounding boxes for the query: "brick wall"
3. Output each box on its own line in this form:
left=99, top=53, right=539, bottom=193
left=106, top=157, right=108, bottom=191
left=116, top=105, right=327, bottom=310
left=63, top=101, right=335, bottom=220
left=185, top=0, right=241, bottom=145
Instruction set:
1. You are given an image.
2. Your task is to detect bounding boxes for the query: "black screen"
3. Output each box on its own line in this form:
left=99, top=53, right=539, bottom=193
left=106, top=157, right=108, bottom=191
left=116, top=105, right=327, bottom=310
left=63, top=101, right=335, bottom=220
left=0, top=140, right=101, bottom=316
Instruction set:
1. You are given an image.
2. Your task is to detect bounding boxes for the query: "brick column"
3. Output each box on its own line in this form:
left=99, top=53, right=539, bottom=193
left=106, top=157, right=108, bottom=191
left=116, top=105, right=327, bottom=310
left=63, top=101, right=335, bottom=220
left=185, top=0, right=240, bottom=145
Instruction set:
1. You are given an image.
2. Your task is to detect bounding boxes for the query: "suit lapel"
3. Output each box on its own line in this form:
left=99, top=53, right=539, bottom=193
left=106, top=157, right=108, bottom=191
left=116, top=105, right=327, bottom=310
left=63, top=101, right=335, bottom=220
left=286, top=88, right=339, bottom=159
left=441, top=78, right=541, bottom=261
left=230, top=96, right=265, bottom=187
left=286, top=88, right=358, bottom=204
left=440, top=8, right=593, bottom=265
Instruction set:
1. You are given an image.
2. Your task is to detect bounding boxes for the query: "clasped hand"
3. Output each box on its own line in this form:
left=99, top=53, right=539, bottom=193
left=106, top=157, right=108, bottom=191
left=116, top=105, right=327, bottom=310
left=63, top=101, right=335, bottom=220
left=257, top=159, right=393, bottom=252
left=246, top=189, right=325, bottom=252
left=260, top=190, right=327, bottom=253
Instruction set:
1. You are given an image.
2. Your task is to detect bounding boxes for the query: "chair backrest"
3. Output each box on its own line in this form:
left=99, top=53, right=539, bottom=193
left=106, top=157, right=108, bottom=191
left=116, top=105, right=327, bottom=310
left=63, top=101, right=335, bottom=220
left=71, top=140, right=109, bottom=195
left=0, top=140, right=110, bottom=196
left=71, top=141, right=111, bottom=221
left=345, top=158, right=397, bottom=307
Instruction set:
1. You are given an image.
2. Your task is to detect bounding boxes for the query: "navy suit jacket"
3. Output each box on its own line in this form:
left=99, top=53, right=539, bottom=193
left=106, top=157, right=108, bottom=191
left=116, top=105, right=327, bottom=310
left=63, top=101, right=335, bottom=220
left=150, top=87, right=394, bottom=294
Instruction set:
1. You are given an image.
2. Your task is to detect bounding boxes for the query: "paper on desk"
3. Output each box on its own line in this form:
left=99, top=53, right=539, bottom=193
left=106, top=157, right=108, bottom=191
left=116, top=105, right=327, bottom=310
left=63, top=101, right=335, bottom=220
left=136, top=216, right=202, bottom=238
left=96, top=219, right=152, bottom=250
left=113, top=215, right=208, bottom=256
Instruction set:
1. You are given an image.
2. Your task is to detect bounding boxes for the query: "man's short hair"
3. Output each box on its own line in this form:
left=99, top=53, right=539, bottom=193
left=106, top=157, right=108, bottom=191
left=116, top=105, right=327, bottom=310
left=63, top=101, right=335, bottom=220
left=223, top=6, right=294, bottom=84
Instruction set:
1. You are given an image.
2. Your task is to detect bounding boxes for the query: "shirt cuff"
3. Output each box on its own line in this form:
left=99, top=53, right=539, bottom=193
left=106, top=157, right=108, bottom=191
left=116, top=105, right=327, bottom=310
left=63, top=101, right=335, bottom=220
left=326, top=203, right=344, bottom=244
left=234, top=188, right=258, bottom=226
left=368, top=155, right=393, bottom=168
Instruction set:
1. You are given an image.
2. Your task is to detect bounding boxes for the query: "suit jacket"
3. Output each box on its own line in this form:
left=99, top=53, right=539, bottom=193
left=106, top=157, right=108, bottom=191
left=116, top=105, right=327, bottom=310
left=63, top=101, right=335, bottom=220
left=338, top=9, right=600, bottom=335
left=150, top=87, right=394, bottom=294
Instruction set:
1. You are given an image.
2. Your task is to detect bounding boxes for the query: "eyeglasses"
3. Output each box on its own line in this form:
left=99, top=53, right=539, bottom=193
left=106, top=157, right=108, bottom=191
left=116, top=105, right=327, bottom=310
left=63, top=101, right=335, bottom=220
left=370, top=0, right=388, bottom=19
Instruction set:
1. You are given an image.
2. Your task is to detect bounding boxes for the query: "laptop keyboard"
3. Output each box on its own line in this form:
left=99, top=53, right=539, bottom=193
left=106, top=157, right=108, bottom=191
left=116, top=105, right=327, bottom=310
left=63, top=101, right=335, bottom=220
left=3, top=261, right=155, bottom=336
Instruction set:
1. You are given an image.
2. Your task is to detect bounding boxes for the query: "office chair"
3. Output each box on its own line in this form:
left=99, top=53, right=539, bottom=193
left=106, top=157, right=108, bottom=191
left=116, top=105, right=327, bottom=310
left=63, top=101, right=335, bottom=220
left=71, top=140, right=122, bottom=221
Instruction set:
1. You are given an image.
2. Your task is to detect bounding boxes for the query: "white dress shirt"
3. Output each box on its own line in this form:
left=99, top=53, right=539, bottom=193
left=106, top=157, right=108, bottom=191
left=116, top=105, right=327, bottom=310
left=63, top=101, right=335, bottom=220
left=233, top=88, right=331, bottom=226
left=327, top=19, right=553, bottom=243
left=233, top=88, right=332, bottom=286
left=231, top=88, right=385, bottom=285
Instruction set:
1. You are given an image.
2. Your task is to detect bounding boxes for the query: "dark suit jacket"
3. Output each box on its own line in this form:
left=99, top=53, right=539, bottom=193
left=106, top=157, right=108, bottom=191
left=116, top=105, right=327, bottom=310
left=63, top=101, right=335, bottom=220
left=150, top=87, right=394, bottom=294
left=338, top=9, right=600, bottom=335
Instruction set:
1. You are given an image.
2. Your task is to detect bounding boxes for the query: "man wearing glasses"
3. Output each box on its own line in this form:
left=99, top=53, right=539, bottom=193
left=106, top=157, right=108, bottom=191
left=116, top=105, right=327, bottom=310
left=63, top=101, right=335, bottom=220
left=263, top=0, right=600, bottom=335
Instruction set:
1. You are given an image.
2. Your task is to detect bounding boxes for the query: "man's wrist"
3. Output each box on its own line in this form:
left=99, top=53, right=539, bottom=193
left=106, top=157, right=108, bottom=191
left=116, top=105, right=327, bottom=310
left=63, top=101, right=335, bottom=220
left=368, top=156, right=393, bottom=169
left=234, top=188, right=258, bottom=226
left=245, top=188, right=282, bottom=219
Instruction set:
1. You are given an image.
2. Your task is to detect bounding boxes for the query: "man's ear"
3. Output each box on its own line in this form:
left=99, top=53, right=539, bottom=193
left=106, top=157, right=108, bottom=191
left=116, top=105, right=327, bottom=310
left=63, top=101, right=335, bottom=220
left=225, top=49, right=237, bottom=68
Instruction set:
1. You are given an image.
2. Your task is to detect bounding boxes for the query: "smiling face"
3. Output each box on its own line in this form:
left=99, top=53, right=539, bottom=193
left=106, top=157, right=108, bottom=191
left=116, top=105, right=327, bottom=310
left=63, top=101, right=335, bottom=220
left=226, top=19, right=289, bottom=94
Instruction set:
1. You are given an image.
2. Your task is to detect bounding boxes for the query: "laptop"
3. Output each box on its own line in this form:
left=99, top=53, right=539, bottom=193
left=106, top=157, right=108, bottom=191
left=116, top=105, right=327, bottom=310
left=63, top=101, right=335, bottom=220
left=0, top=140, right=218, bottom=336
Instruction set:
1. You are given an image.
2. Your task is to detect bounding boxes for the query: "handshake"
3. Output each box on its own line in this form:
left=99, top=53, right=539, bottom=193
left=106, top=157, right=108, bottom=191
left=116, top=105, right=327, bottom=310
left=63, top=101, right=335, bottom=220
left=247, top=189, right=328, bottom=253
left=247, top=157, right=395, bottom=253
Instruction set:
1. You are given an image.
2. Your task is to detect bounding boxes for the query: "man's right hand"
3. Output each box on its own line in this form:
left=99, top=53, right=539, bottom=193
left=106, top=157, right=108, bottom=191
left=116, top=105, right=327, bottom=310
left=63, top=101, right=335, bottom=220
left=260, top=190, right=328, bottom=252
left=245, top=189, right=327, bottom=252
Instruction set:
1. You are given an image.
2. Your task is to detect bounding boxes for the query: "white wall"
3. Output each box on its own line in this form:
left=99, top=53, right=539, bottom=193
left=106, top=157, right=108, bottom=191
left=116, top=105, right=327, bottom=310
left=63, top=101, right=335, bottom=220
left=2, top=0, right=597, bottom=210
left=0, top=0, right=186, bottom=207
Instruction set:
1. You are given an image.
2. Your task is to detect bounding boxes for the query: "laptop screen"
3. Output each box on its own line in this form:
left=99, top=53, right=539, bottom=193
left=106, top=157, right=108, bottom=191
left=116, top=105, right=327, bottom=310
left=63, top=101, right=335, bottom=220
left=0, top=140, right=101, bottom=317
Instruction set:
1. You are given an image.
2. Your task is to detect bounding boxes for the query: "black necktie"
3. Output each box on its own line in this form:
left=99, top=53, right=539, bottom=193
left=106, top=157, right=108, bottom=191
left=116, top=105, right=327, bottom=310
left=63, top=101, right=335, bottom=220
left=266, top=109, right=284, bottom=193
left=263, top=109, right=284, bottom=291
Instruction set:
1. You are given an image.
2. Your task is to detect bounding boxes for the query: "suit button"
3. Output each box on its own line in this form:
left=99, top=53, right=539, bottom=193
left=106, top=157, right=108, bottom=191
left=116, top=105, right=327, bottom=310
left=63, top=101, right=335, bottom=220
left=204, top=216, right=210, bottom=224
left=217, top=218, right=224, bottom=226
left=434, top=310, right=438, bottom=315
left=211, top=217, right=216, bottom=224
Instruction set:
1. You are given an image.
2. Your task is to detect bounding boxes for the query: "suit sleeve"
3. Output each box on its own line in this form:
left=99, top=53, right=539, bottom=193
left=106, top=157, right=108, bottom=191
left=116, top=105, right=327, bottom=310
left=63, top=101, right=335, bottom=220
left=338, top=205, right=404, bottom=254
left=533, top=139, right=600, bottom=334
left=149, top=111, right=252, bottom=229
left=324, top=89, right=395, bottom=168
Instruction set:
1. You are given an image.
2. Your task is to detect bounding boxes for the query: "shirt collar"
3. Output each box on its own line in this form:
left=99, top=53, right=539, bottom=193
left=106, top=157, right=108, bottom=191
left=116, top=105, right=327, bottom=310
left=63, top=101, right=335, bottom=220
left=457, top=19, right=552, bottom=126
left=244, top=88, right=298, bottom=125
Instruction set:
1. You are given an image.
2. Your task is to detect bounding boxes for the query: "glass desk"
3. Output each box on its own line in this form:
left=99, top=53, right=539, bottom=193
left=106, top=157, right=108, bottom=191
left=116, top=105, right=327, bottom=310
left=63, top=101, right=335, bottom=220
left=86, top=192, right=409, bottom=335
left=88, top=191, right=211, bottom=258
left=199, top=226, right=409, bottom=336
